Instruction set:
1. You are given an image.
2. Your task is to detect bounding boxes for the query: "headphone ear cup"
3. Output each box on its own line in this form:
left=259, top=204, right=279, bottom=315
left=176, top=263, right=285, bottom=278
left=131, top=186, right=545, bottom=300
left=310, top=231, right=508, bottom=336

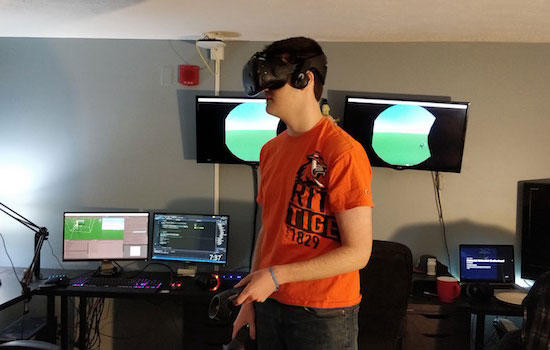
left=292, top=71, right=309, bottom=89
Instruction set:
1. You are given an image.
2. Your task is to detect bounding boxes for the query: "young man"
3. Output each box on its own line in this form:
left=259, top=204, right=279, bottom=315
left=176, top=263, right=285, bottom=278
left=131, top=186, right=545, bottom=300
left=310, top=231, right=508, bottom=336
left=233, top=37, right=373, bottom=350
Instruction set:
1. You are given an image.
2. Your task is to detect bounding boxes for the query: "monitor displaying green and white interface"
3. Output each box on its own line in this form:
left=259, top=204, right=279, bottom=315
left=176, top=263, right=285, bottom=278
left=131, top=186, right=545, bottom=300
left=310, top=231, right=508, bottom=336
left=343, top=97, right=468, bottom=172
left=196, top=97, right=279, bottom=164
left=63, top=212, right=149, bottom=261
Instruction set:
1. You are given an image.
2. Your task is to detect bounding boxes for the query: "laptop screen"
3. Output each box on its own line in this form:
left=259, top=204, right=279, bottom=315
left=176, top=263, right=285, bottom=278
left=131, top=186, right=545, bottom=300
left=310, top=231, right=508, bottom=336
left=459, top=245, right=515, bottom=284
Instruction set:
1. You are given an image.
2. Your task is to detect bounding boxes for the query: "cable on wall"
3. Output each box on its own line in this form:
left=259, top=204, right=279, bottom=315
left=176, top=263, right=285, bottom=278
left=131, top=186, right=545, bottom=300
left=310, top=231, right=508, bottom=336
left=195, top=36, right=226, bottom=216
left=168, top=40, right=208, bottom=71
left=194, top=42, right=215, bottom=76
left=46, top=239, right=64, bottom=271
left=0, top=232, right=20, bottom=281
left=431, top=171, right=452, bottom=275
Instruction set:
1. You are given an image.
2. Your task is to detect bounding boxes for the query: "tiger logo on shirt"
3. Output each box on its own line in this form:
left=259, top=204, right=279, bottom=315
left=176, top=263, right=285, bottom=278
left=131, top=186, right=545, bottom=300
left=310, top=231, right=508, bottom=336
left=285, top=152, right=340, bottom=248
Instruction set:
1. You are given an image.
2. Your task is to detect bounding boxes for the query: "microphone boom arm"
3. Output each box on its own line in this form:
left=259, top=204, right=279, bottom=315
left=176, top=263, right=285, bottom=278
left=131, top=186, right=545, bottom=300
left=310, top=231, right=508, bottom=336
left=0, top=202, right=48, bottom=296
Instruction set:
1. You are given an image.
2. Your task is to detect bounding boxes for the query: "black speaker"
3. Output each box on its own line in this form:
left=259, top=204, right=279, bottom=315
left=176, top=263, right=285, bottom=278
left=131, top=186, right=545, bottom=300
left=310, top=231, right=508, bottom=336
left=412, top=279, right=437, bottom=297
left=518, top=179, right=550, bottom=280
left=195, top=272, right=220, bottom=291
left=464, top=283, right=494, bottom=303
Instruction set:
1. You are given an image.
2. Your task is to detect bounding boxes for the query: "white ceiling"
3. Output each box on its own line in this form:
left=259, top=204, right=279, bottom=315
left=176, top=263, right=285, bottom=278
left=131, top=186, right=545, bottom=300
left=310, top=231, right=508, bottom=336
left=1, top=0, right=550, bottom=42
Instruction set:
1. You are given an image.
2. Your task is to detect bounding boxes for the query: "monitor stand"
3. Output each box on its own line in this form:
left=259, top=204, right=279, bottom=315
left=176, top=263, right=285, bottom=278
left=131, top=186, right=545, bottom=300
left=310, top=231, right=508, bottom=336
left=177, top=265, right=197, bottom=277
left=96, top=260, right=119, bottom=276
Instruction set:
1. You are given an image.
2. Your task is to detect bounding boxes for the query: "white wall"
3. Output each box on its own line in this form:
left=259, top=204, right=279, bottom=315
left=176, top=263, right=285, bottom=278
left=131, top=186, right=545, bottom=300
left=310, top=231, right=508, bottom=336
left=2, top=39, right=550, bottom=275
left=1, top=39, right=549, bottom=348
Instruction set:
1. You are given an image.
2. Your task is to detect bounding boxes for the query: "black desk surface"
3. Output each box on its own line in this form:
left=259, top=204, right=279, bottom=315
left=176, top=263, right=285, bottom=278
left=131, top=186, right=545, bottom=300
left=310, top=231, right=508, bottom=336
left=0, top=266, right=221, bottom=307
left=408, top=293, right=523, bottom=317
left=32, top=269, right=219, bottom=302
left=409, top=273, right=524, bottom=317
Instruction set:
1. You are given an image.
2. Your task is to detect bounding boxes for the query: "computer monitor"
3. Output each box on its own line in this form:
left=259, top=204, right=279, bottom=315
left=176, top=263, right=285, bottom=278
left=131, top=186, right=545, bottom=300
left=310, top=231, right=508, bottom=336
left=459, top=244, right=515, bottom=284
left=63, top=212, right=150, bottom=261
left=196, top=97, right=279, bottom=164
left=151, top=213, right=229, bottom=265
left=343, top=96, right=469, bottom=172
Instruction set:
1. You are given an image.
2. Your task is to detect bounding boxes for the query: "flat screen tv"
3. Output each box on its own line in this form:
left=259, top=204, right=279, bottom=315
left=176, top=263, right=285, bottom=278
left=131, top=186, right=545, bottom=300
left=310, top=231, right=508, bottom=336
left=196, top=97, right=279, bottom=164
left=343, top=97, right=469, bottom=172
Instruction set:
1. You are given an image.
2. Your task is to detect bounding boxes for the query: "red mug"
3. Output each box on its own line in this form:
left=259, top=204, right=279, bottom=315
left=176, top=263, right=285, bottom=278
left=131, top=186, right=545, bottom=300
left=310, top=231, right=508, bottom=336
left=437, top=276, right=461, bottom=303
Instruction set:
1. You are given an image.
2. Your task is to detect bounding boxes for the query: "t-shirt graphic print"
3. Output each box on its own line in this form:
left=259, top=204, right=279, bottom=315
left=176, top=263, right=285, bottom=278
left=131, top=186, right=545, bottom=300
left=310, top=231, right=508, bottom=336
left=286, top=151, right=341, bottom=250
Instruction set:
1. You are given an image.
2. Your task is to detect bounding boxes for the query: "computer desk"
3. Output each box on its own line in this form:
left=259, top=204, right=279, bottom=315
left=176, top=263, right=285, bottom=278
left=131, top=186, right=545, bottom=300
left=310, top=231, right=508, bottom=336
left=1, top=267, right=525, bottom=350
left=33, top=269, right=229, bottom=350
left=407, top=286, right=523, bottom=350
left=469, top=293, right=523, bottom=350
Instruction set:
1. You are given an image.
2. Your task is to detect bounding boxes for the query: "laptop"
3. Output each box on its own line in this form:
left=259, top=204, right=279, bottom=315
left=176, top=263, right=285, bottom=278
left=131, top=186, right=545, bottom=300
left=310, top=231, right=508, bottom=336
left=459, top=244, right=516, bottom=289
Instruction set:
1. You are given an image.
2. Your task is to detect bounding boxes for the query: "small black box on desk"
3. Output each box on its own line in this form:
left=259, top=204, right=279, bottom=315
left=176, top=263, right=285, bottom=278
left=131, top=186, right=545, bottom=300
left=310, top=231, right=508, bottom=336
left=411, top=274, right=437, bottom=297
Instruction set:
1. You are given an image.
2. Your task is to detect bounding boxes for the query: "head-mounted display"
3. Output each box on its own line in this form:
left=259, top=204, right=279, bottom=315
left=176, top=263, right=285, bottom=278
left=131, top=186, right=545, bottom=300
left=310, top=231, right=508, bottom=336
left=242, top=51, right=327, bottom=97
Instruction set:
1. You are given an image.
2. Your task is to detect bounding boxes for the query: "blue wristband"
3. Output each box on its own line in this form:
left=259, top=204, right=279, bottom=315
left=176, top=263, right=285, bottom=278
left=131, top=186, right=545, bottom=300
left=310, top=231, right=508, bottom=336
left=269, top=266, right=280, bottom=291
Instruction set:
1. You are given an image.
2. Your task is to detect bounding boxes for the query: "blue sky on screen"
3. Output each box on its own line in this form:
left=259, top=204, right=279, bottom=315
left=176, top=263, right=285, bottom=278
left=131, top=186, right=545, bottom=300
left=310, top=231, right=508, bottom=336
left=374, top=105, right=435, bottom=134
left=225, top=102, right=279, bottom=131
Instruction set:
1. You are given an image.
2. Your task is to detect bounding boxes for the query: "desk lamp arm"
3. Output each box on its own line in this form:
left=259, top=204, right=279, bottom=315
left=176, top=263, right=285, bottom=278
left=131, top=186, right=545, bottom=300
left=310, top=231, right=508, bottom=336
left=0, top=202, right=48, bottom=295
left=0, top=204, right=40, bottom=233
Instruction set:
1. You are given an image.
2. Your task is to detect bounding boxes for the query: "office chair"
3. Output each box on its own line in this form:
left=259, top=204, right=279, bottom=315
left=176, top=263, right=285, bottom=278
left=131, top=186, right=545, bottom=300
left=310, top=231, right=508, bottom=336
left=358, top=240, right=413, bottom=350
left=494, top=271, right=550, bottom=350
left=0, top=340, right=60, bottom=349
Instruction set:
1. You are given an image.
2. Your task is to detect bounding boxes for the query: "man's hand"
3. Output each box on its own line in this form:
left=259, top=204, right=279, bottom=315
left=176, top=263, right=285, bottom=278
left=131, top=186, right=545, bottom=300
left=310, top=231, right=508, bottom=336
left=233, top=268, right=278, bottom=305
left=232, top=302, right=256, bottom=339
left=231, top=303, right=256, bottom=339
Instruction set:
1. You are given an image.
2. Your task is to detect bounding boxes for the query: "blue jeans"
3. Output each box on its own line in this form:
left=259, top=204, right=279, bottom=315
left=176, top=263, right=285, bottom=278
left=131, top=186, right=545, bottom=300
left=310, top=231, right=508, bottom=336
left=254, top=299, right=359, bottom=350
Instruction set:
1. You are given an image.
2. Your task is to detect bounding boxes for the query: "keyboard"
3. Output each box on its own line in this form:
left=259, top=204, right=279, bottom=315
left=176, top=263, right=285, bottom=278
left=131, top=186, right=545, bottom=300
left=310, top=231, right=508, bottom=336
left=70, top=276, right=163, bottom=294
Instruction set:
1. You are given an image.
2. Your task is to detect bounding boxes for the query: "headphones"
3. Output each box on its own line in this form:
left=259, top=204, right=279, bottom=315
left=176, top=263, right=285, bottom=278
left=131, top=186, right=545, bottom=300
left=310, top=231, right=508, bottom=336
left=242, top=51, right=327, bottom=97
left=290, top=55, right=324, bottom=90
left=465, top=283, right=494, bottom=302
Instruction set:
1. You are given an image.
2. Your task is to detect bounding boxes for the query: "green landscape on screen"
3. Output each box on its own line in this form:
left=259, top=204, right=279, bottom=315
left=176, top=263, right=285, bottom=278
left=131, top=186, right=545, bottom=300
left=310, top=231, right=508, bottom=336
left=226, top=130, right=276, bottom=162
left=64, top=218, right=124, bottom=240
left=225, top=101, right=278, bottom=162
left=372, top=133, right=431, bottom=166
left=371, top=104, right=435, bottom=167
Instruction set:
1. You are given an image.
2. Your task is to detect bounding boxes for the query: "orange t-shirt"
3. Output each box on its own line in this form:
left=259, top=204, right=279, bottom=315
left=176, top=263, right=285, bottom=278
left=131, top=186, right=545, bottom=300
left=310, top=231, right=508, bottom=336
left=257, top=117, right=374, bottom=309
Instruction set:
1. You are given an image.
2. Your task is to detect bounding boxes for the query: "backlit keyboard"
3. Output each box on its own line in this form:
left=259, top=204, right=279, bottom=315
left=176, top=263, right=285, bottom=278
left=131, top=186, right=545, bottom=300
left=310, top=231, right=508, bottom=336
left=71, top=276, right=163, bottom=290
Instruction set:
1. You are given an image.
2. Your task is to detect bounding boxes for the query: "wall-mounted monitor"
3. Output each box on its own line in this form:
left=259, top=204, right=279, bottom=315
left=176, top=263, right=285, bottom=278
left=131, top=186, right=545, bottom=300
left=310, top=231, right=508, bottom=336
left=151, top=213, right=229, bottom=266
left=343, top=97, right=469, bottom=173
left=196, top=97, right=279, bottom=164
left=63, top=212, right=149, bottom=261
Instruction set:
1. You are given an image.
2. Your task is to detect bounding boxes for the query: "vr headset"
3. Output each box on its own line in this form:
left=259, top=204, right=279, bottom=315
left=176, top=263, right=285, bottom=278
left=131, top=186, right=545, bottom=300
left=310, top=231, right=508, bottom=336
left=242, top=51, right=327, bottom=97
